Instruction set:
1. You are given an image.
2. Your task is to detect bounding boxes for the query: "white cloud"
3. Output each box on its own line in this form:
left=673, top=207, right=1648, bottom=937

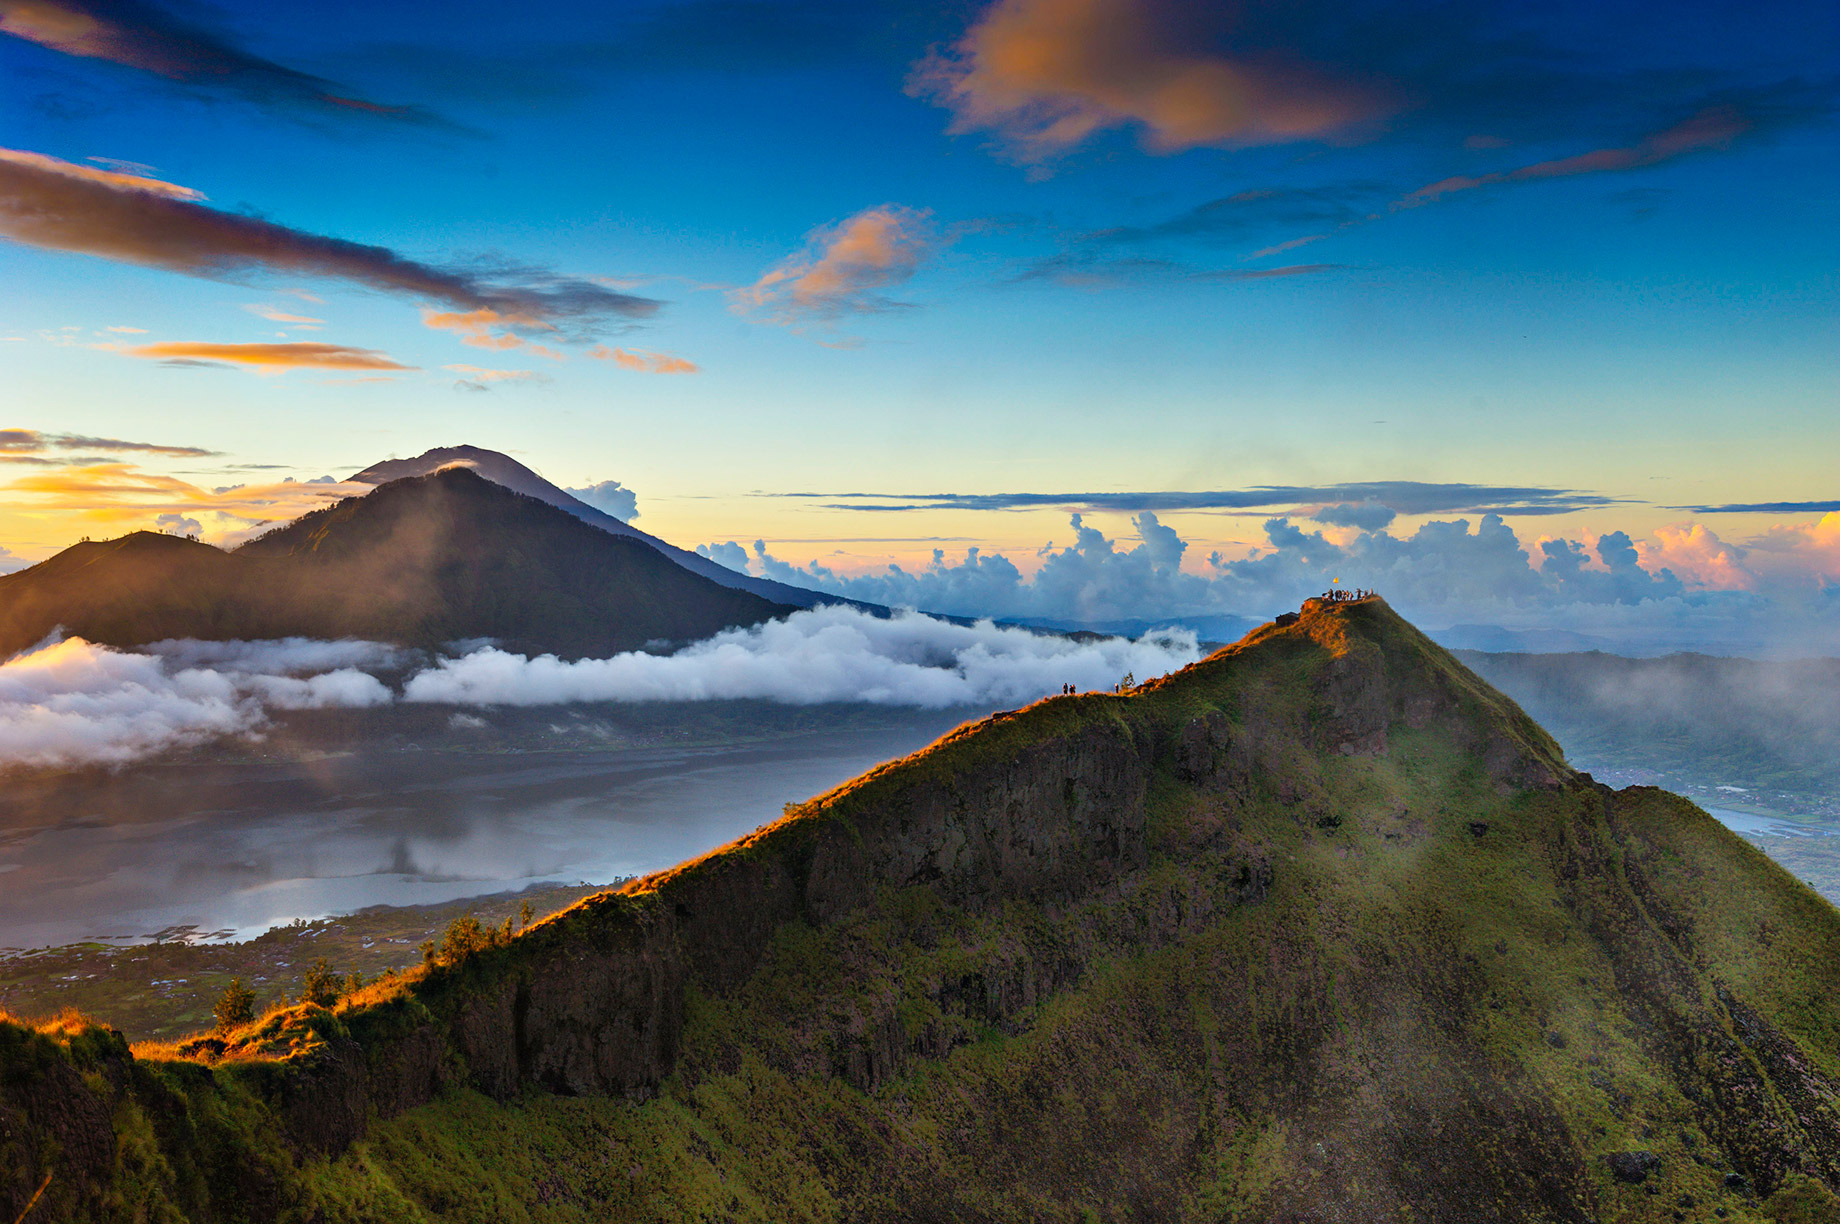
left=0, top=615, right=1197, bottom=768
left=703, top=511, right=1840, bottom=656
left=0, top=635, right=393, bottom=769
left=403, top=606, right=1199, bottom=709
left=564, top=479, right=640, bottom=521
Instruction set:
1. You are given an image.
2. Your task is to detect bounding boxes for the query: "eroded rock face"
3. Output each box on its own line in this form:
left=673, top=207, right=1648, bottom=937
left=0, top=1025, right=123, bottom=1223
left=806, top=718, right=1155, bottom=921
left=406, top=715, right=1160, bottom=1105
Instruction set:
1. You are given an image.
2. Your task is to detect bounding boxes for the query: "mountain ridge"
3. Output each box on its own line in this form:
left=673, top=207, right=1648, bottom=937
left=346, top=444, right=864, bottom=612
left=0, top=466, right=793, bottom=660
left=5, top=596, right=1839, bottom=1222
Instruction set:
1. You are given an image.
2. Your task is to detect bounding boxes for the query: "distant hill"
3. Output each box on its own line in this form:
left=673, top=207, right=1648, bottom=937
left=11, top=597, right=1840, bottom=1221
left=1462, top=648, right=1840, bottom=797
left=347, top=444, right=859, bottom=611
left=0, top=467, right=793, bottom=659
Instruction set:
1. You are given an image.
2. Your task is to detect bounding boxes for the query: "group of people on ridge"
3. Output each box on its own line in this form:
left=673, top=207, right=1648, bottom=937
left=1321, top=586, right=1373, bottom=602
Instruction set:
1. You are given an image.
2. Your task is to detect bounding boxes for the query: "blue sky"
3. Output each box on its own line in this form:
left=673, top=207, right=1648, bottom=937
left=1, top=0, right=1836, bottom=647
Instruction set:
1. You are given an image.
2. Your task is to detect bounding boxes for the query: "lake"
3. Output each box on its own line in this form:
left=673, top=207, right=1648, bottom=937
left=0, top=714, right=968, bottom=949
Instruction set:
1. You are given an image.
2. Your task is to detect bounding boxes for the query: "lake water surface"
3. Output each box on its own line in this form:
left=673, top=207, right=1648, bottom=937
left=0, top=718, right=964, bottom=949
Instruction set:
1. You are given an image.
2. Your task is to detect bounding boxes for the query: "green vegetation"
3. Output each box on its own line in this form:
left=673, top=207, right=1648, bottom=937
left=0, top=882, right=608, bottom=1042
left=212, top=979, right=255, bottom=1033
left=6, top=597, right=1840, bottom=1222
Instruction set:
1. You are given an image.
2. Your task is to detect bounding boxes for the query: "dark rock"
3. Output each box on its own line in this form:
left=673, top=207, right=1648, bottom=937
left=1606, top=1151, right=1661, bottom=1183
left=1469, top=821, right=1490, bottom=837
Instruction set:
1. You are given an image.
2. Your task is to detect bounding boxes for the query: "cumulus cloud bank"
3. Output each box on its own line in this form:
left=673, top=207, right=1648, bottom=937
left=0, top=635, right=393, bottom=769
left=403, top=606, right=1199, bottom=708
left=0, top=612, right=1199, bottom=768
left=707, top=510, right=1840, bottom=656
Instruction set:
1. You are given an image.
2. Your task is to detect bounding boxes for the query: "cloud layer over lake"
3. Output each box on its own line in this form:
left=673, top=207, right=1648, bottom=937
left=0, top=609, right=1202, bottom=769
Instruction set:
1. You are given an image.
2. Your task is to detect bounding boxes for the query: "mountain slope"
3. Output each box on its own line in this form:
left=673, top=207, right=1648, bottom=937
left=6, top=597, right=1840, bottom=1223
left=349, top=445, right=857, bottom=611
left=0, top=467, right=793, bottom=659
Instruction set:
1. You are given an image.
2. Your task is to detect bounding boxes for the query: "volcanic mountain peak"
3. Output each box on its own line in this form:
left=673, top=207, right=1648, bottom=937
left=7, top=596, right=1840, bottom=1222
left=345, top=443, right=861, bottom=611
left=0, top=466, right=794, bottom=659
left=350, top=443, right=645, bottom=535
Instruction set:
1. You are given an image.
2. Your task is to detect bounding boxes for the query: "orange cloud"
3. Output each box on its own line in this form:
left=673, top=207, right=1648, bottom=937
left=912, top=0, right=1385, bottom=161
left=0, top=146, right=201, bottom=200
left=733, top=205, right=937, bottom=325
left=1635, top=522, right=1755, bottom=590
left=587, top=346, right=699, bottom=374
left=1747, top=512, right=1840, bottom=586
left=2, top=462, right=367, bottom=538
left=120, top=341, right=413, bottom=370
left=420, top=308, right=567, bottom=359
left=0, top=146, right=655, bottom=343
left=1403, top=107, right=1749, bottom=206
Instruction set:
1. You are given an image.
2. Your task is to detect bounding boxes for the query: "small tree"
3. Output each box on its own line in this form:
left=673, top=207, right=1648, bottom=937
left=301, top=957, right=341, bottom=1007
left=213, top=978, right=256, bottom=1032
left=1116, top=672, right=1135, bottom=693
left=518, top=901, right=533, bottom=930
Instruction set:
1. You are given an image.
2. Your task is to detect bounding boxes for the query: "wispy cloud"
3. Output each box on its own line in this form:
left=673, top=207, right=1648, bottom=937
left=1672, top=499, right=1840, bottom=514
left=442, top=364, right=540, bottom=382
left=912, top=0, right=1387, bottom=163
left=444, top=363, right=544, bottom=391
left=1400, top=108, right=1752, bottom=207
left=732, top=204, right=939, bottom=326
left=1015, top=251, right=1342, bottom=288
left=0, top=146, right=658, bottom=345
left=119, top=341, right=413, bottom=370
left=774, top=481, right=1628, bottom=517
left=0, top=0, right=437, bottom=124
left=587, top=345, right=698, bottom=374
left=0, top=145, right=199, bottom=198
left=0, top=427, right=217, bottom=459
left=245, top=303, right=324, bottom=324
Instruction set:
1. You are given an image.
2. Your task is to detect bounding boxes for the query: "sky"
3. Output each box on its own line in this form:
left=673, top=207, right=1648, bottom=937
left=1, top=0, right=1837, bottom=651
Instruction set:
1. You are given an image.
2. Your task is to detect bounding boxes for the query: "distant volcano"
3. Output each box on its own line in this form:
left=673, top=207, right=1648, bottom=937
left=0, top=466, right=795, bottom=659
left=347, top=444, right=859, bottom=611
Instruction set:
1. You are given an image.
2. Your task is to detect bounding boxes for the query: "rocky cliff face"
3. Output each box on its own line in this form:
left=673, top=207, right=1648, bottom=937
left=7, top=597, right=1840, bottom=1224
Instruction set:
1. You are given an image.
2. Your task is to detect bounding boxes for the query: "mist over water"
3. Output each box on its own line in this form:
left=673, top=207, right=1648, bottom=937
left=0, top=607, right=1202, bottom=770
